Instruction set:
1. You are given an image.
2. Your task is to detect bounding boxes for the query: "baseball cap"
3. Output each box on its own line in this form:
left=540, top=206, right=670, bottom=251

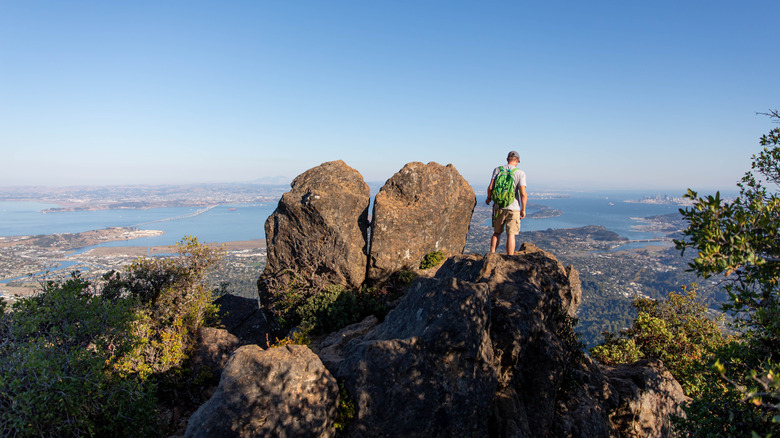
left=507, top=151, right=519, bottom=159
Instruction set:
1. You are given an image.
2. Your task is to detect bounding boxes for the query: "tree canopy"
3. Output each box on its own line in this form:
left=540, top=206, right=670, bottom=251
left=673, top=111, right=780, bottom=435
left=592, top=111, right=780, bottom=436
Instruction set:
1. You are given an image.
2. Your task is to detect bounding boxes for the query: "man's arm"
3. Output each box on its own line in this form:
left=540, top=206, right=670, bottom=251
left=518, top=185, right=527, bottom=218
left=486, top=179, right=494, bottom=205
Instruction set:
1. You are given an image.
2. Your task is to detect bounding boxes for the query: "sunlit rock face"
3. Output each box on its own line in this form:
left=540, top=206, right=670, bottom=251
left=258, top=160, right=370, bottom=308
left=367, top=161, right=476, bottom=283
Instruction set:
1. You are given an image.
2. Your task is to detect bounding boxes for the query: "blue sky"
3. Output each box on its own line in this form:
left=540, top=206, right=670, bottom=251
left=1, top=1, right=778, bottom=192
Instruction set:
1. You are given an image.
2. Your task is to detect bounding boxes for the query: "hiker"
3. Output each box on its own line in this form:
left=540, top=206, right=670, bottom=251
left=485, top=150, right=527, bottom=255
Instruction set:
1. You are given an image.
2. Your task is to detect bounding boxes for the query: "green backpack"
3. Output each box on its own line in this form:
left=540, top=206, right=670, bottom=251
left=491, top=166, right=518, bottom=208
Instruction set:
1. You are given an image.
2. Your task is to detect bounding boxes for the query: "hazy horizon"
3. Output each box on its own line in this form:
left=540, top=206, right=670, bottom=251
left=0, top=178, right=739, bottom=199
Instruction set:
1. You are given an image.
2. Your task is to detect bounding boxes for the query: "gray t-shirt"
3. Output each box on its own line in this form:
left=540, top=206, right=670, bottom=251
left=490, top=164, right=527, bottom=211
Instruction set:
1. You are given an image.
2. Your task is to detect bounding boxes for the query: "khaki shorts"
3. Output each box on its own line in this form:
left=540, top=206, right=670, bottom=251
left=492, top=209, right=521, bottom=235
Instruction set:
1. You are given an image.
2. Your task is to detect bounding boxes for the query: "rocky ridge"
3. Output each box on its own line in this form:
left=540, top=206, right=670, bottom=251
left=184, top=161, right=687, bottom=437
left=257, top=160, right=475, bottom=318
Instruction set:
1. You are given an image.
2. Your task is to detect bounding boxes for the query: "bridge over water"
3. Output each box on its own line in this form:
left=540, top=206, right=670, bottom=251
left=624, top=238, right=674, bottom=244
left=130, top=205, right=218, bottom=228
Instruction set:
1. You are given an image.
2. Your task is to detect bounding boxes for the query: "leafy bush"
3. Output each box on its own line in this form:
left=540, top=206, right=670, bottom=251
left=395, top=269, right=417, bottom=286
left=673, top=112, right=780, bottom=436
left=420, top=250, right=446, bottom=269
left=295, top=284, right=391, bottom=334
left=590, top=285, right=726, bottom=395
left=334, top=382, right=356, bottom=433
left=590, top=335, right=642, bottom=366
left=108, top=237, right=222, bottom=380
left=298, top=285, right=358, bottom=333
left=0, top=274, right=158, bottom=437
left=0, top=236, right=222, bottom=437
left=267, top=267, right=415, bottom=336
left=266, top=270, right=310, bottom=330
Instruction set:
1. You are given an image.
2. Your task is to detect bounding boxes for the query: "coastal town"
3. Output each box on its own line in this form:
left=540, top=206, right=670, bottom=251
left=0, top=230, right=267, bottom=301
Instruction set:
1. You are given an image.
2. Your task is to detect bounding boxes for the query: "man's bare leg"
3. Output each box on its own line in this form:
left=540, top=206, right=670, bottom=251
left=506, top=234, right=516, bottom=255
left=490, top=233, right=501, bottom=253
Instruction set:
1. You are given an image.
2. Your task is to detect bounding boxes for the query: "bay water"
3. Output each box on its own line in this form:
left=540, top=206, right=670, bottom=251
left=0, top=191, right=687, bottom=250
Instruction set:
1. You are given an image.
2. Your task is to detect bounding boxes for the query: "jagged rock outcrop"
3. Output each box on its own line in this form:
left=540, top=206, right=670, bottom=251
left=314, top=315, right=379, bottom=373
left=605, top=359, right=689, bottom=437
left=438, top=247, right=584, bottom=436
left=328, top=244, right=686, bottom=437
left=257, top=160, right=370, bottom=307
left=232, top=159, right=687, bottom=437
left=213, top=294, right=269, bottom=347
left=185, top=344, right=339, bottom=438
left=189, top=328, right=243, bottom=383
left=367, top=161, right=476, bottom=282
left=336, top=277, right=496, bottom=436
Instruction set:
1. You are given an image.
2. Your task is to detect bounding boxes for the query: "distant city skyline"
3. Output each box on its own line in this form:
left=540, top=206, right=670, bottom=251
left=2, top=1, right=778, bottom=193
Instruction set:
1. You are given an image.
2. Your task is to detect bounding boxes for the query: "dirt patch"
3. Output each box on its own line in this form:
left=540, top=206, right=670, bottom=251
left=217, top=239, right=266, bottom=250
left=0, top=285, right=37, bottom=299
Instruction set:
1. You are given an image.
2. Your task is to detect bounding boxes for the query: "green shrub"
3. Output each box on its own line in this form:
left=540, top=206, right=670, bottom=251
left=270, top=329, right=312, bottom=348
left=288, top=282, right=403, bottom=335
left=109, top=237, right=221, bottom=380
left=334, top=382, right=356, bottom=433
left=0, top=274, right=158, bottom=437
left=294, top=285, right=383, bottom=334
left=0, top=237, right=222, bottom=437
left=674, top=112, right=780, bottom=436
left=590, top=285, right=726, bottom=395
left=590, top=335, right=642, bottom=365
left=420, top=250, right=446, bottom=269
left=267, top=270, right=309, bottom=330
left=298, top=285, right=357, bottom=333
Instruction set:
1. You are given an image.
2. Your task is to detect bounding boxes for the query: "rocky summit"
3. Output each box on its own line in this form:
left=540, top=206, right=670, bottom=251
left=184, top=160, right=687, bottom=437
left=325, top=245, right=686, bottom=437
left=190, top=245, right=686, bottom=437
left=258, top=160, right=476, bottom=304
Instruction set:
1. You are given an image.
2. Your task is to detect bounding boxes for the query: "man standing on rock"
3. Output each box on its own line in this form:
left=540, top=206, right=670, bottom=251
left=486, top=150, right=527, bottom=255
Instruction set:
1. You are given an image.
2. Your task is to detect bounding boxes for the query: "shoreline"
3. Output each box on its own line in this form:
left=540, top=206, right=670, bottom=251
left=80, top=238, right=267, bottom=257
left=0, top=227, right=165, bottom=251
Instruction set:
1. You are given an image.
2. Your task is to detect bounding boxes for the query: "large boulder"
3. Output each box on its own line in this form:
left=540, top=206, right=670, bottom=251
left=432, top=245, right=583, bottom=436
left=185, top=344, right=339, bottom=438
left=314, top=315, right=379, bottom=374
left=189, top=327, right=243, bottom=382
left=336, top=277, right=497, bottom=437
left=258, top=160, right=370, bottom=308
left=605, top=359, right=689, bottom=437
left=330, top=244, right=686, bottom=437
left=367, top=161, right=476, bottom=282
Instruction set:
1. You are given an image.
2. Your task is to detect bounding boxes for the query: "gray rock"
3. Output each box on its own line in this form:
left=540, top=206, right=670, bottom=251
left=336, top=277, right=496, bottom=437
left=314, top=315, right=379, bottom=374
left=367, top=161, right=476, bottom=282
left=258, top=160, right=370, bottom=309
left=605, top=359, right=689, bottom=437
left=434, top=246, right=583, bottom=436
left=213, top=294, right=269, bottom=347
left=189, top=327, right=242, bottom=382
left=185, top=344, right=339, bottom=438
left=332, top=244, right=686, bottom=437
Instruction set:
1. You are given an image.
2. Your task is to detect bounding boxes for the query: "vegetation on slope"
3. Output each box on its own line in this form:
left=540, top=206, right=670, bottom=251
left=0, top=237, right=222, bottom=437
left=592, top=111, right=780, bottom=437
